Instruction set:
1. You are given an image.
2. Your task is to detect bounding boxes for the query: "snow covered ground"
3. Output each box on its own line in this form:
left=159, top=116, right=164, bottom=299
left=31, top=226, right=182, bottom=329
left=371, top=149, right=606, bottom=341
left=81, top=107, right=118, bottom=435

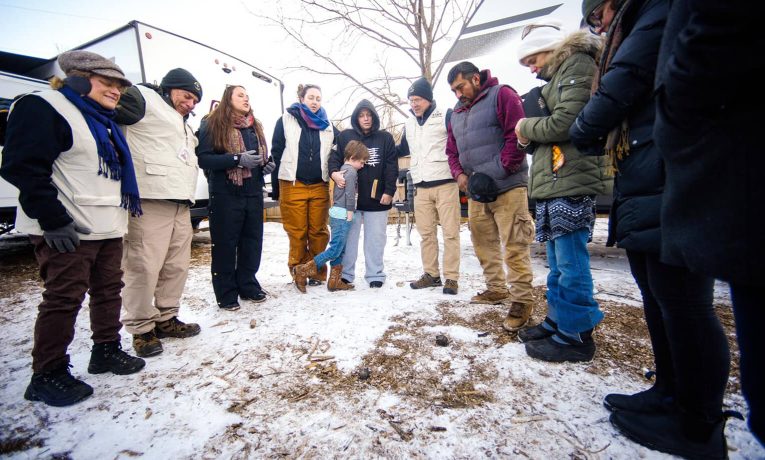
left=0, top=218, right=762, bottom=459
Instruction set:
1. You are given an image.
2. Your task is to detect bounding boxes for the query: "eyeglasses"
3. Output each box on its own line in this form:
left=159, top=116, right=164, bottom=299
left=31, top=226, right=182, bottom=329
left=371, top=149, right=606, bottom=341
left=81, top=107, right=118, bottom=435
left=521, top=23, right=561, bottom=40
left=587, top=1, right=609, bottom=32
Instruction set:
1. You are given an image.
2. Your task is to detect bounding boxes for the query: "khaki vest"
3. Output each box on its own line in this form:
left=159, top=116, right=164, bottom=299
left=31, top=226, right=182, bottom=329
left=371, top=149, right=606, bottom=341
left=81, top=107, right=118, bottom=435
left=277, top=111, right=334, bottom=182
left=14, top=91, right=127, bottom=239
left=404, top=109, right=452, bottom=184
left=123, top=86, right=198, bottom=201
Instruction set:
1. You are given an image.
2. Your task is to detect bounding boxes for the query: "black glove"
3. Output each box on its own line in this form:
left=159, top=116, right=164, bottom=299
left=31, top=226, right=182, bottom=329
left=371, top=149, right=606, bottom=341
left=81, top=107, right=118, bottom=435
left=262, top=158, right=276, bottom=176
left=43, top=222, right=92, bottom=253
left=238, top=150, right=262, bottom=169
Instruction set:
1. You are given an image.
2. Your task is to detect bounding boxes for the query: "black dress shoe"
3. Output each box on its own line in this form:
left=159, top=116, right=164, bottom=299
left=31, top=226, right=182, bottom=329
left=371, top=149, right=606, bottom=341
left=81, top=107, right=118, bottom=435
left=369, top=281, right=383, bottom=288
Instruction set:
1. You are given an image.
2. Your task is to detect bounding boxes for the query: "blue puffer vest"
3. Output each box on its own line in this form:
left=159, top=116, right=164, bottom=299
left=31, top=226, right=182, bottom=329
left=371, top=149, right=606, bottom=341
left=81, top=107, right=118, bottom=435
left=450, top=85, right=528, bottom=194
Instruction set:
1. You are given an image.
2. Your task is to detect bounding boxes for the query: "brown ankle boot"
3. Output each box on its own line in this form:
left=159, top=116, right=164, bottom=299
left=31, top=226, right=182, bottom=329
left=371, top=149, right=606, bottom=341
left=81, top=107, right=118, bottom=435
left=328, top=265, right=354, bottom=291
left=293, top=260, right=318, bottom=294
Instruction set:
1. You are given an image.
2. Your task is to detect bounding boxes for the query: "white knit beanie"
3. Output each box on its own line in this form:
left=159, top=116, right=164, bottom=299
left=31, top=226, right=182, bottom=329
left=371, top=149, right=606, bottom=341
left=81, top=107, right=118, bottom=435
left=517, top=19, right=567, bottom=63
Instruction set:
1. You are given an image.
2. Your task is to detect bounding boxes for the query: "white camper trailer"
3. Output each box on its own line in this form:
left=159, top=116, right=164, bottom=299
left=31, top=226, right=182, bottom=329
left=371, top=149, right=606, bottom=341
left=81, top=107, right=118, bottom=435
left=0, top=20, right=284, bottom=235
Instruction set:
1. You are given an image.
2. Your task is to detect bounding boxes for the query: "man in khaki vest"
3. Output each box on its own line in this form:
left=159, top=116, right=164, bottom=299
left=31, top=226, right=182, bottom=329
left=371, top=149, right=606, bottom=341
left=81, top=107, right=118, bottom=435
left=115, top=69, right=202, bottom=357
left=396, top=77, right=461, bottom=295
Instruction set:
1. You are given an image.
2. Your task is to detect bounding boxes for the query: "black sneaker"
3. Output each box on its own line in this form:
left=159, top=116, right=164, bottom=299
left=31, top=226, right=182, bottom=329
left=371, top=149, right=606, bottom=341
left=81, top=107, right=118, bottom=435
left=241, top=291, right=267, bottom=303
left=24, top=365, right=93, bottom=407
left=88, top=341, right=145, bottom=375
left=219, top=302, right=241, bottom=311
left=307, top=279, right=323, bottom=286
left=524, top=330, right=595, bottom=363
left=369, top=281, right=383, bottom=288
left=518, top=317, right=557, bottom=343
left=604, top=385, right=675, bottom=413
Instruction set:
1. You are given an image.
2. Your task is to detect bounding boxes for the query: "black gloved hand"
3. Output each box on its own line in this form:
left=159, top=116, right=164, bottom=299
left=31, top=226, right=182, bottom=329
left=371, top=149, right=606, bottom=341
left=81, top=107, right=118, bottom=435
left=238, top=150, right=262, bottom=169
left=262, top=158, right=276, bottom=176
left=43, top=222, right=92, bottom=253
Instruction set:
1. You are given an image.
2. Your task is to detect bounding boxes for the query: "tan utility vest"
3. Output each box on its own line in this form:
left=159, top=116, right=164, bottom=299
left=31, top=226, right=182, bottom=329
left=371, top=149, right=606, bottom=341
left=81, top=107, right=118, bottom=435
left=123, top=85, right=198, bottom=201
left=404, top=108, right=452, bottom=184
left=14, top=91, right=127, bottom=239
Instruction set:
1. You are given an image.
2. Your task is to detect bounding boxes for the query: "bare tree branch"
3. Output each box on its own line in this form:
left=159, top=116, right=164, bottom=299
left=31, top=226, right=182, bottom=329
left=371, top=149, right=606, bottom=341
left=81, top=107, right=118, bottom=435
left=248, top=0, right=482, bottom=118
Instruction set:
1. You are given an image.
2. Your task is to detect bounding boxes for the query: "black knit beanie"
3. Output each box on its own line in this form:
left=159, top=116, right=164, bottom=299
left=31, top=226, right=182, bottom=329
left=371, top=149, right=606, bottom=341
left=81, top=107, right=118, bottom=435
left=160, top=68, right=203, bottom=102
left=407, top=77, right=433, bottom=102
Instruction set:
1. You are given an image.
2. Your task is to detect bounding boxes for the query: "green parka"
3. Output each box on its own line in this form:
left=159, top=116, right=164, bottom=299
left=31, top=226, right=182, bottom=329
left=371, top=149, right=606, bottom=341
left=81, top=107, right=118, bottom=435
left=518, top=31, right=612, bottom=200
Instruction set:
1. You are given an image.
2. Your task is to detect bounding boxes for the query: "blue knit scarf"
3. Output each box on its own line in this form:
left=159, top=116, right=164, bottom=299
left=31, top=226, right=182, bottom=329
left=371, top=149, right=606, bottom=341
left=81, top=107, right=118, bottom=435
left=59, top=85, right=142, bottom=216
left=289, top=102, right=330, bottom=130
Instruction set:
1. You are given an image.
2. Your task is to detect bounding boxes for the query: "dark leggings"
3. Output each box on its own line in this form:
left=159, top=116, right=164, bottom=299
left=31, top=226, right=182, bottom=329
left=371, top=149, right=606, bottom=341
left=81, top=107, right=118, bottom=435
left=627, top=250, right=730, bottom=422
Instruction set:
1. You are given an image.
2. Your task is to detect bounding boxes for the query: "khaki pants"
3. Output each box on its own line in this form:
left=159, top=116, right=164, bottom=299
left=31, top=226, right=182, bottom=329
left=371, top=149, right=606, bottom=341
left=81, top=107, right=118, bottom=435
left=279, top=180, right=330, bottom=280
left=121, top=199, right=193, bottom=335
left=414, top=182, right=461, bottom=281
left=468, top=187, right=534, bottom=304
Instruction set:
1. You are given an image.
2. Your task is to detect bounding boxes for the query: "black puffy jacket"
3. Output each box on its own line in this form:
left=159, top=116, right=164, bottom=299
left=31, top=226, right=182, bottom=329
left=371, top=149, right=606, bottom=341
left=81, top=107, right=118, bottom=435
left=569, top=0, right=668, bottom=253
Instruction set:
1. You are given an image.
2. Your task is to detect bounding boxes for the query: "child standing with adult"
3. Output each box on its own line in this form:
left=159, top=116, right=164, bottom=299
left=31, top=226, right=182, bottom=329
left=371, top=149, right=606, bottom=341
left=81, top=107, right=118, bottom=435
left=293, top=140, right=368, bottom=292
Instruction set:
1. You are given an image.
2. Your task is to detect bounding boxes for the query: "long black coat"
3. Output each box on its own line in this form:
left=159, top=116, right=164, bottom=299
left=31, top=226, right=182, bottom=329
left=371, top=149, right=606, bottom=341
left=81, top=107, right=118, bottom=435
left=654, top=0, right=764, bottom=286
left=569, top=0, right=667, bottom=253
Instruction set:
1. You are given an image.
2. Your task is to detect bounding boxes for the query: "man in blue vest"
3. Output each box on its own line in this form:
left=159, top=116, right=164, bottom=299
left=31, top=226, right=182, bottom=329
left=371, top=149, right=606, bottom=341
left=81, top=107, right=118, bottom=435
left=445, top=61, right=535, bottom=331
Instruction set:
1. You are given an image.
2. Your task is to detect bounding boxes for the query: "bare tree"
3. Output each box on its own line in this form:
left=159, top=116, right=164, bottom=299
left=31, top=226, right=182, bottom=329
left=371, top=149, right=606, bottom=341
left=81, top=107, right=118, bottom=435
left=250, top=0, right=484, bottom=118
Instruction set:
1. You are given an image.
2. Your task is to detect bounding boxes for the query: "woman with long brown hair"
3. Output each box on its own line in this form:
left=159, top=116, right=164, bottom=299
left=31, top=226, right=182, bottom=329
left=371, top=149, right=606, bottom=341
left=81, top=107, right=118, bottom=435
left=196, top=85, right=275, bottom=311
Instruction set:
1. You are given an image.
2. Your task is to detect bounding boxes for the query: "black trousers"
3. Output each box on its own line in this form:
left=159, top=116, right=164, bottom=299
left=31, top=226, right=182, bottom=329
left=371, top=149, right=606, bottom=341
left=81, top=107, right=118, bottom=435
left=731, top=283, right=763, bottom=445
left=627, top=250, right=729, bottom=422
left=208, top=193, right=264, bottom=305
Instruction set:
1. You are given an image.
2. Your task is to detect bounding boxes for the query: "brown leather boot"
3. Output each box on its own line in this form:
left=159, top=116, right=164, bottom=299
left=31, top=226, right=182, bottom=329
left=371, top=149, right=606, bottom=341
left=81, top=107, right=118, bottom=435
left=292, top=260, right=317, bottom=294
left=328, top=265, right=354, bottom=291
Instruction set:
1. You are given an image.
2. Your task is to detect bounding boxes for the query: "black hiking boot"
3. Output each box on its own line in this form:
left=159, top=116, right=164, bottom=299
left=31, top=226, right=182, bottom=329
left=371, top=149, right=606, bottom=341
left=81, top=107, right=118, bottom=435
left=88, top=341, right=146, bottom=375
left=24, top=364, right=93, bottom=407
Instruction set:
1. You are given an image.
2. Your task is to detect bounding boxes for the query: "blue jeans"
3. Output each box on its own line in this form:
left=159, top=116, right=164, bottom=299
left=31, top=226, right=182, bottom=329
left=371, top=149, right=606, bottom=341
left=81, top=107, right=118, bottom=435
left=545, top=228, right=603, bottom=334
left=314, top=217, right=351, bottom=268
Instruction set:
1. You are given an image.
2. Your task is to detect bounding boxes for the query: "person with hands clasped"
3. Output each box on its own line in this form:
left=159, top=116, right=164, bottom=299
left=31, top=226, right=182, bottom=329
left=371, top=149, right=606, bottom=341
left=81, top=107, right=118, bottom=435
left=0, top=50, right=145, bottom=407
left=116, top=68, right=203, bottom=359
left=197, top=85, right=275, bottom=311
left=293, top=140, right=368, bottom=292
left=329, top=100, right=398, bottom=289
left=270, top=84, right=338, bottom=291
left=514, top=21, right=611, bottom=363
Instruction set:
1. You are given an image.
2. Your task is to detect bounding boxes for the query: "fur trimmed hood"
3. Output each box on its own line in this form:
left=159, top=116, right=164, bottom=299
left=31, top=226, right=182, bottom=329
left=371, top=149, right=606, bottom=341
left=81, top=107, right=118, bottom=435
left=538, top=31, right=603, bottom=81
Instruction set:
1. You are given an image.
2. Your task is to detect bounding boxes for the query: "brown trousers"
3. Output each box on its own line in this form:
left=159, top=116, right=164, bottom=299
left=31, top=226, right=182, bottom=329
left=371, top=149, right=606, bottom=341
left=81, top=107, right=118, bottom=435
left=30, top=236, right=124, bottom=373
left=121, top=200, right=193, bottom=334
left=279, top=180, right=330, bottom=280
left=468, top=187, right=535, bottom=304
